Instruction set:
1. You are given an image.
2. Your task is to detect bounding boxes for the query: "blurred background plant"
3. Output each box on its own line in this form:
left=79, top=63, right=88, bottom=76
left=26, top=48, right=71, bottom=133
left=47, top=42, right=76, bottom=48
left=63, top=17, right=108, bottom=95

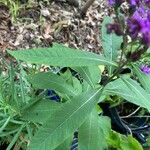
left=0, top=0, right=21, bottom=22
left=0, top=55, right=38, bottom=149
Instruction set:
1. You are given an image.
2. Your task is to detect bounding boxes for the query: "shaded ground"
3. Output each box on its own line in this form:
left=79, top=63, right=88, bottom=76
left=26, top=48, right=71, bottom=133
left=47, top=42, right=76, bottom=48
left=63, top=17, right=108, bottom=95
left=0, top=0, right=112, bottom=54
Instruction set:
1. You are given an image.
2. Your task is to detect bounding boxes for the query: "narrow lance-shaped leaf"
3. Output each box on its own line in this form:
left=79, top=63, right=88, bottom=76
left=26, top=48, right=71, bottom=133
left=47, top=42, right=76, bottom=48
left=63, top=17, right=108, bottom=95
left=28, top=72, right=77, bottom=96
left=8, top=43, right=117, bottom=67
left=104, top=77, right=150, bottom=112
left=132, top=64, right=150, bottom=92
left=78, top=110, right=108, bottom=150
left=28, top=87, right=103, bottom=150
left=101, top=16, right=122, bottom=75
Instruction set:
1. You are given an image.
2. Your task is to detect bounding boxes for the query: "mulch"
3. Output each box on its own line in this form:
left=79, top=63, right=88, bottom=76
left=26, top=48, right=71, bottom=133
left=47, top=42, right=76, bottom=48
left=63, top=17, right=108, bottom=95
left=0, top=0, right=112, bottom=54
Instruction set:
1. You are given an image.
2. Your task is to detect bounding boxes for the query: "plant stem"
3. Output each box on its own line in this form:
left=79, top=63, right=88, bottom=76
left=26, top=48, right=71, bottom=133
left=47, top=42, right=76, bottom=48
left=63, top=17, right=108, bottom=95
left=103, top=61, right=128, bottom=86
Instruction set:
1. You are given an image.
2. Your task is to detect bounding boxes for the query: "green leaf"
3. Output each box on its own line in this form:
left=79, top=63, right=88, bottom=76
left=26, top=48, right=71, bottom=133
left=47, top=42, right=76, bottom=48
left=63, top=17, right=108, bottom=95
left=78, top=110, right=109, bottom=150
left=8, top=43, right=117, bottom=67
left=101, top=16, right=123, bottom=75
left=22, top=99, right=62, bottom=124
left=54, top=136, right=73, bottom=150
left=82, top=80, right=91, bottom=92
left=72, top=77, right=82, bottom=95
left=104, top=77, right=150, bottom=111
left=97, top=116, right=111, bottom=137
left=146, top=47, right=150, bottom=53
left=72, top=66, right=100, bottom=88
left=28, top=88, right=103, bottom=150
left=120, top=135, right=143, bottom=150
left=132, top=64, right=150, bottom=92
left=108, top=131, right=143, bottom=150
left=59, top=69, right=82, bottom=95
left=60, top=69, right=74, bottom=85
left=28, top=72, right=78, bottom=96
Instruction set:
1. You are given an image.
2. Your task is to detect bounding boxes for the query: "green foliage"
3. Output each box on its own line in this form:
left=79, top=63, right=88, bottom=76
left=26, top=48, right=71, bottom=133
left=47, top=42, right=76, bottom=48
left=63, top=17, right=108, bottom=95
left=108, top=131, right=143, bottom=150
left=0, top=59, right=33, bottom=149
left=78, top=110, right=109, bottom=150
left=104, top=77, right=150, bottom=111
left=22, top=99, right=62, bottom=124
left=55, top=136, right=73, bottom=150
left=5, top=39, right=150, bottom=150
left=1, top=11, right=150, bottom=150
left=72, top=66, right=101, bottom=88
left=8, top=43, right=117, bottom=67
left=28, top=72, right=78, bottom=96
left=132, top=64, right=150, bottom=92
left=28, top=88, right=103, bottom=150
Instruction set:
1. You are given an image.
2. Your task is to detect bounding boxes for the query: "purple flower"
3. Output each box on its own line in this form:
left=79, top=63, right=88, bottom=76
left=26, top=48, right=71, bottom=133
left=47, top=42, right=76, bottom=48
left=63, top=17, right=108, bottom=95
left=147, top=10, right=150, bottom=21
left=142, top=27, right=150, bottom=45
left=128, top=0, right=150, bottom=6
left=127, top=7, right=150, bottom=45
left=140, top=64, right=150, bottom=75
left=127, top=19, right=141, bottom=39
left=127, top=7, right=144, bottom=39
left=128, top=0, right=140, bottom=6
left=108, top=0, right=116, bottom=5
left=108, top=0, right=124, bottom=6
left=144, top=0, right=150, bottom=5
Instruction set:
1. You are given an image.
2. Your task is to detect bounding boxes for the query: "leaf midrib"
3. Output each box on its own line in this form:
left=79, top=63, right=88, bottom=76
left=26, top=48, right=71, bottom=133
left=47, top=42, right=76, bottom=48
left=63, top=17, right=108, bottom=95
left=36, top=88, right=101, bottom=149
left=17, top=55, right=116, bottom=66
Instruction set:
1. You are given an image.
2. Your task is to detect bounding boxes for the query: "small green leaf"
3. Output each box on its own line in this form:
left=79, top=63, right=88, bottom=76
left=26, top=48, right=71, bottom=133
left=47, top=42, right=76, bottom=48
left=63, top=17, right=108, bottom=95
left=28, top=88, right=103, bottom=150
left=120, top=135, right=143, bottom=150
left=8, top=43, right=117, bottom=67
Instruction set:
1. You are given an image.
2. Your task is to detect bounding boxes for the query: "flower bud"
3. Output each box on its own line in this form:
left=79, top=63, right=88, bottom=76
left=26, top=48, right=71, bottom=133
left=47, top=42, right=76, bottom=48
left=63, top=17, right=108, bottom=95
left=126, top=49, right=144, bottom=61
left=106, top=23, right=123, bottom=36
